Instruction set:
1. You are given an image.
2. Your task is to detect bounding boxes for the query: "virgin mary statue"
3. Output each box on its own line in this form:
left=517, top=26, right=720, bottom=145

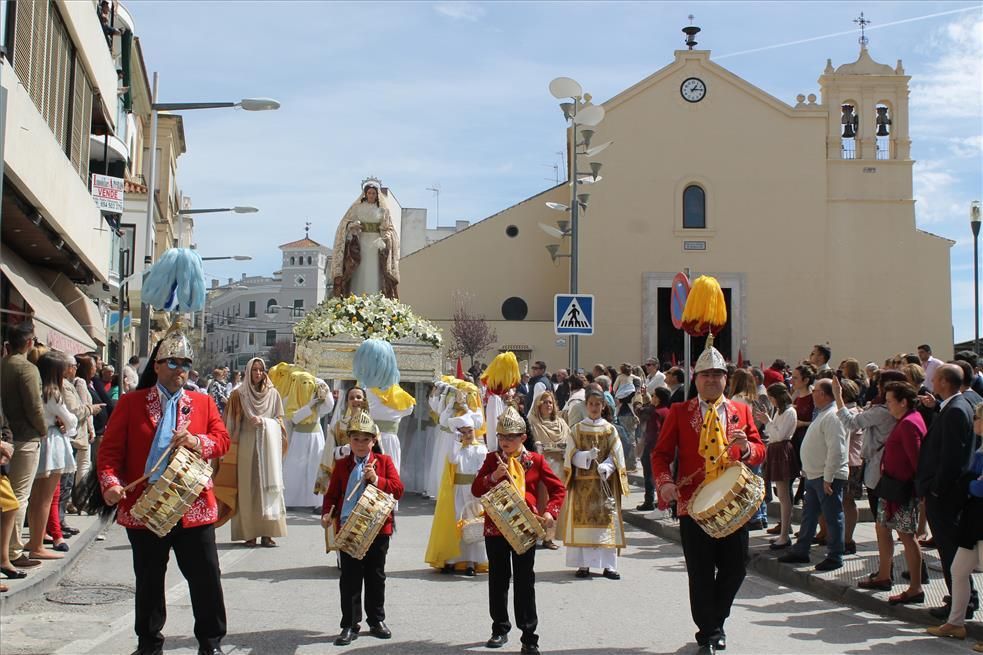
left=330, top=177, right=400, bottom=298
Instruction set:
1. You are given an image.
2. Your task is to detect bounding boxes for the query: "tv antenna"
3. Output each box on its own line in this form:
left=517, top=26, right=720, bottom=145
left=426, top=184, right=440, bottom=226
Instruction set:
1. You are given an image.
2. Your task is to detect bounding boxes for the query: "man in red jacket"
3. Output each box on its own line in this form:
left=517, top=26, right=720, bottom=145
left=98, top=328, right=230, bottom=655
left=321, top=410, right=404, bottom=646
left=471, top=405, right=566, bottom=655
left=652, top=345, right=765, bottom=655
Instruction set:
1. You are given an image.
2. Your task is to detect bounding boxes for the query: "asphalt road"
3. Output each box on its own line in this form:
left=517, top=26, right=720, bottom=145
left=0, top=494, right=972, bottom=655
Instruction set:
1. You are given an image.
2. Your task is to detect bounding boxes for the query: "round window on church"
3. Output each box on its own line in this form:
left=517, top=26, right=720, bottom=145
left=501, top=297, right=528, bottom=321
left=506, top=225, right=519, bottom=238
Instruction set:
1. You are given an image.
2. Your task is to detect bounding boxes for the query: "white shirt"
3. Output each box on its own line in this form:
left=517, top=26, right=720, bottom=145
left=939, top=391, right=962, bottom=411
left=799, top=403, right=848, bottom=482
left=646, top=371, right=667, bottom=394
left=922, top=357, right=944, bottom=392
left=698, top=397, right=728, bottom=427
left=764, top=406, right=797, bottom=443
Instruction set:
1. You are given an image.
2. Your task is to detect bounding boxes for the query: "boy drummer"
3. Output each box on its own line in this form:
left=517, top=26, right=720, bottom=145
left=321, top=410, right=404, bottom=646
left=471, top=405, right=566, bottom=654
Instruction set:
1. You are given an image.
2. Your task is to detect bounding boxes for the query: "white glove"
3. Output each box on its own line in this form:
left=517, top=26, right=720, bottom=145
left=572, top=449, right=597, bottom=470
left=373, top=237, right=386, bottom=249
left=597, top=461, right=615, bottom=481
left=334, top=444, right=351, bottom=460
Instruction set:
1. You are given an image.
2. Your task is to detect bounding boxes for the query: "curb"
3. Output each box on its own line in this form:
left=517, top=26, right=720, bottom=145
left=0, top=513, right=113, bottom=613
left=623, top=509, right=983, bottom=642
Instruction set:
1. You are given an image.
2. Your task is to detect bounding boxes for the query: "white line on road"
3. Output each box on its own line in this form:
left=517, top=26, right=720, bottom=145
left=53, top=545, right=256, bottom=655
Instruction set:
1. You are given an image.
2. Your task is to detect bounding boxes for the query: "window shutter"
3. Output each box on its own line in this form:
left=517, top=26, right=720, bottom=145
left=69, top=55, right=84, bottom=172
left=28, top=0, right=48, bottom=115
left=78, top=78, right=92, bottom=181
left=12, top=0, right=33, bottom=86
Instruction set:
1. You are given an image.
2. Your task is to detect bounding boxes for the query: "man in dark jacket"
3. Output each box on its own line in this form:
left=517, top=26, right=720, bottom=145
left=917, top=364, right=977, bottom=619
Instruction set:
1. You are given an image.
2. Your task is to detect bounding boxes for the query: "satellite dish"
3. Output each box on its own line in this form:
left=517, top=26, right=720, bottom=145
left=539, top=223, right=565, bottom=238
left=585, top=141, right=613, bottom=157
left=549, top=77, right=583, bottom=99
left=575, top=104, right=605, bottom=126
left=545, top=202, right=570, bottom=212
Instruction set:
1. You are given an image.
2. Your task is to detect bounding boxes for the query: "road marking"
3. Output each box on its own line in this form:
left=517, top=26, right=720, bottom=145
left=53, top=545, right=255, bottom=655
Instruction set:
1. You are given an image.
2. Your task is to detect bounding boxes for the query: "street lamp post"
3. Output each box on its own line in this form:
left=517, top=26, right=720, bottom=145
left=138, top=71, right=279, bottom=358
left=546, top=77, right=611, bottom=372
left=175, top=205, right=259, bottom=248
left=972, top=200, right=981, bottom=356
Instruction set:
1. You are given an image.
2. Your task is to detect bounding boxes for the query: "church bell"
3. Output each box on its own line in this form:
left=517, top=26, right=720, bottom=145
left=875, top=106, right=891, bottom=137
left=841, top=104, right=858, bottom=139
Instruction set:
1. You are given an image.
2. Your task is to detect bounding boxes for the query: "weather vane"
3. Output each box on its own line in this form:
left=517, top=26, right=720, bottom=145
left=854, top=12, right=871, bottom=48
left=305, top=220, right=311, bottom=238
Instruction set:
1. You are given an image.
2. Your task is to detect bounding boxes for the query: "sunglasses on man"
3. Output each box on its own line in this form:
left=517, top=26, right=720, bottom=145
left=158, top=358, right=192, bottom=372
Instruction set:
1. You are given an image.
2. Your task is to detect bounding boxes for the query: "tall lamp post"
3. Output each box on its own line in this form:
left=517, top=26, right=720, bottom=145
left=175, top=205, right=258, bottom=248
left=139, top=71, right=279, bottom=358
left=544, top=77, right=612, bottom=372
left=972, top=200, right=981, bottom=356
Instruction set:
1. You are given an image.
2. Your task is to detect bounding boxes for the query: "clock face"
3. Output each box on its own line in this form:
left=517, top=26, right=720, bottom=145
left=681, top=77, right=707, bottom=103
left=294, top=275, right=305, bottom=287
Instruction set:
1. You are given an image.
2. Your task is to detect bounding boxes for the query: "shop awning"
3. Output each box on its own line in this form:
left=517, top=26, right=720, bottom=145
left=38, top=269, right=108, bottom=347
left=1, top=246, right=97, bottom=355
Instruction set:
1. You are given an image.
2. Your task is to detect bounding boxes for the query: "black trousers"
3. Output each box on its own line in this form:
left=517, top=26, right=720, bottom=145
left=126, top=524, right=227, bottom=651
left=679, top=515, right=748, bottom=646
left=486, top=535, right=538, bottom=646
left=640, top=442, right=654, bottom=504
left=339, top=535, right=389, bottom=629
left=926, top=496, right=977, bottom=603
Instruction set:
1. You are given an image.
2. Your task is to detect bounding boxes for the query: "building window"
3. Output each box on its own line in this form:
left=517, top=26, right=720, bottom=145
left=293, top=299, right=304, bottom=317
left=266, top=330, right=276, bottom=346
left=290, top=256, right=295, bottom=266
left=248, top=332, right=255, bottom=346
left=248, top=301, right=256, bottom=317
left=682, top=185, right=706, bottom=229
left=501, top=297, right=528, bottom=321
left=307, top=256, right=312, bottom=265
left=266, top=299, right=277, bottom=313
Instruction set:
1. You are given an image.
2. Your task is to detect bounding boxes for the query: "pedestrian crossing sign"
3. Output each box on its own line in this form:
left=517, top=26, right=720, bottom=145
left=554, top=294, right=594, bottom=336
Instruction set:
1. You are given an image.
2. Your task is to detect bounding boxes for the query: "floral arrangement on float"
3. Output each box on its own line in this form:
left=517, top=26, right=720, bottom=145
left=293, top=293, right=443, bottom=348
left=292, top=293, right=443, bottom=383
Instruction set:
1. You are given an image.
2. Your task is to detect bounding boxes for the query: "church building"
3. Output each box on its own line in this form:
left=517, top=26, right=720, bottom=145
left=399, top=31, right=953, bottom=369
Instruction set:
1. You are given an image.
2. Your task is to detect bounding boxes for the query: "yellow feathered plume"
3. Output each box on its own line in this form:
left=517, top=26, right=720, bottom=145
left=681, top=275, right=728, bottom=337
left=481, top=351, right=520, bottom=395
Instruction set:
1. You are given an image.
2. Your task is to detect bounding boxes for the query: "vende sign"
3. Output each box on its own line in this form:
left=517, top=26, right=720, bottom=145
left=91, top=173, right=124, bottom=213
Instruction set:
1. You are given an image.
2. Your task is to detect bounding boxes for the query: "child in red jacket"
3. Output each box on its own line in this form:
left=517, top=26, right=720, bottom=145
left=321, top=410, right=404, bottom=646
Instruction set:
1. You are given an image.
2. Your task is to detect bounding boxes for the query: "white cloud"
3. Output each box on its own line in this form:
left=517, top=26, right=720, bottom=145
left=433, top=2, right=486, bottom=22
left=913, top=159, right=963, bottom=225
left=910, top=13, right=983, bottom=121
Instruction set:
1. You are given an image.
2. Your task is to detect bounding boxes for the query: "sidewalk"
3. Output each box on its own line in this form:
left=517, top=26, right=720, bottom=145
left=625, top=474, right=983, bottom=641
left=0, top=512, right=112, bottom=613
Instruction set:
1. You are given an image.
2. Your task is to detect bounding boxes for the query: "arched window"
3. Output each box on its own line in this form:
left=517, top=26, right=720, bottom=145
left=307, top=256, right=312, bottom=265
left=266, top=298, right=277, bottom=313
left=289, top=256, right=295, bottom=266
left=682, top=185, right=706, bottom=229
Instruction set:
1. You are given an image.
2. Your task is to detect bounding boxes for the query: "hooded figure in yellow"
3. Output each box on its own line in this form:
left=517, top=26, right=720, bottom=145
left=424, top=410, right=488, bottom=574
left=281, top=371, right=334, bottom=508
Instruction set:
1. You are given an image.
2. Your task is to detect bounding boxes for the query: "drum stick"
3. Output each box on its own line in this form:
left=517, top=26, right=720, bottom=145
left=123, top=444, right=176, bottom=493
left=345, top=452, right=373, bottom=502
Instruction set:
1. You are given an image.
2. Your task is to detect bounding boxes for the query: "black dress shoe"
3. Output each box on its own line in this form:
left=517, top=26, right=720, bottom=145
left=575, top=568, right=590, bottom=578
left=745, top=519, right=766, bottom=531
left=130, top=648, right=163, bottom=655
left=334, top=627, right=360, bottom=646
left=521, top=645, right=540, bottom=655
left=465, top=567, right=476, bottom=577
left=486, top=633, right=508, bottom=648
left=636, top=502, right=656, bottom=511
left=369, top=622, right=391, bottom=639
left=697, top=643, right=716, bottom=655
left=602, top=568, right=621, bottom=580
left=715, top=632, right=727, bottom=650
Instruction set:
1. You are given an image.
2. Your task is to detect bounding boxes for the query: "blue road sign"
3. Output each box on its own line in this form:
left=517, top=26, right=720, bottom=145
left=554, top=294, right=594, bottom=336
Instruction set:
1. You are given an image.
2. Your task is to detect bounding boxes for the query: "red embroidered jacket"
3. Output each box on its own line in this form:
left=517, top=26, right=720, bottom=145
left=651, top=396, right=765, bottom=517
left=97, top=387, right=230, bottom=530
left=322, top=452, right=403, bottom=536
left=471, top=450, right=566, bottom=538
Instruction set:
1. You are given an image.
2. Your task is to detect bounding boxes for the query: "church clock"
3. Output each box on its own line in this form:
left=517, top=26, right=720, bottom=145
left=680, top=77, right=706, bottom=103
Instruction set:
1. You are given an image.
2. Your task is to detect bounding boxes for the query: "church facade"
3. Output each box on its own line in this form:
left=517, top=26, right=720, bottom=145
left=399, top=44, right=953, bottom=369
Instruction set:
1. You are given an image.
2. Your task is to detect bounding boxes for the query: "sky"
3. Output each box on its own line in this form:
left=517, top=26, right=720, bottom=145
left=126, top=1, right=983, bottom=344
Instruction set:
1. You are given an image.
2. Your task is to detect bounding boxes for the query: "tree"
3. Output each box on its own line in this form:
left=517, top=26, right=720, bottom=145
left=267, top=339, right=296, bottom=366
left=450, top=295, right=497, bottom=368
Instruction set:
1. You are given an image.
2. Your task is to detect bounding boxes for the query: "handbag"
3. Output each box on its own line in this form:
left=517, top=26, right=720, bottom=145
left=874, top=472, right=913, bottom=504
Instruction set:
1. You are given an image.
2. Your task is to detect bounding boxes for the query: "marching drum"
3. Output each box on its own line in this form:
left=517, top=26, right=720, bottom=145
left=130, top=447, right=214, bottom=538
left=335, top=484, right=396, bottom=560
left=479, top=480, right=546, bottom=555
left=689, top=462, right=765, bottom=539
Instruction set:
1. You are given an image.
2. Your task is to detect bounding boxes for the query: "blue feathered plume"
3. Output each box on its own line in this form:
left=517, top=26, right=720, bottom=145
left=353, top=338, right=400, bottom=390
left=142, top=248, right=206, bottom=312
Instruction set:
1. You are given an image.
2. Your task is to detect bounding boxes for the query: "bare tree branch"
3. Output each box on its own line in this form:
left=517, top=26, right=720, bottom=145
left=449, top=294, right=497, bottom=368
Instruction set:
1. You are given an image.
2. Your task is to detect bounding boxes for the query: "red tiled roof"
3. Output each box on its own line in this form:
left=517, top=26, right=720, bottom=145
left=279, top=237, right=323, bottom=249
